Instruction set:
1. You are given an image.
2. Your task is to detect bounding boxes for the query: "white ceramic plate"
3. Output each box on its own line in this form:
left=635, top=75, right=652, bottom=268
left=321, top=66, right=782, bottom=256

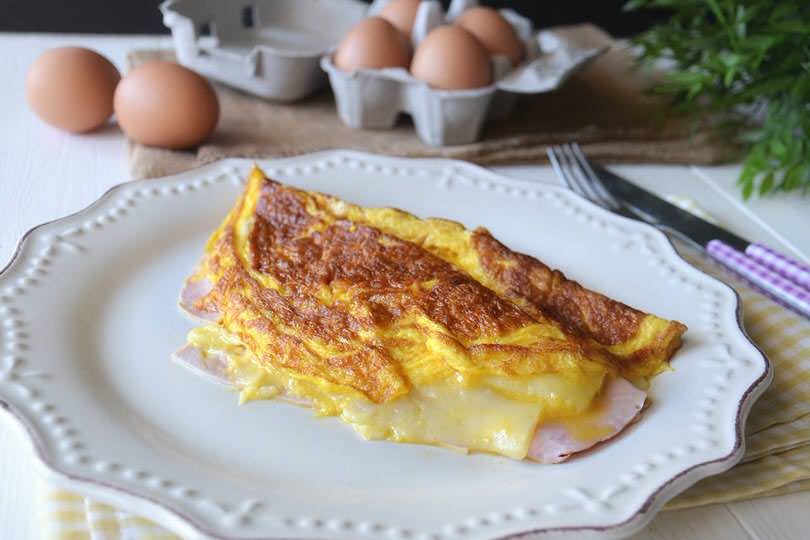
left=0, top=151, right=770, bottom=539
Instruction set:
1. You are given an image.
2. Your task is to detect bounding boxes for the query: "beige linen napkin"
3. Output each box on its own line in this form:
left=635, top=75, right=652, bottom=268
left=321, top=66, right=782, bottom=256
left=126, top=24, right=737, bottom=179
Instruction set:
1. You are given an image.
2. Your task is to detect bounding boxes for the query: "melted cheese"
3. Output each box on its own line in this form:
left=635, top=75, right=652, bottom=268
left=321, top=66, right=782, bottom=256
left=558, top=387, right=617, bottom=442
left=187, top=325, right=606, bottom=459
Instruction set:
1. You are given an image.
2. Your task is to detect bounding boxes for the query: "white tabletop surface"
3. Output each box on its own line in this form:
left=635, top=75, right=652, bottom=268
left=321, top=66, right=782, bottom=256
left=1, top=33, right=808, bottom=540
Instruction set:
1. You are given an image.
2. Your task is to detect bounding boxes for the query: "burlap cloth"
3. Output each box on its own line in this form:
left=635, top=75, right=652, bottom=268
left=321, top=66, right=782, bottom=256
left=128, top=24, right=737, bottom=179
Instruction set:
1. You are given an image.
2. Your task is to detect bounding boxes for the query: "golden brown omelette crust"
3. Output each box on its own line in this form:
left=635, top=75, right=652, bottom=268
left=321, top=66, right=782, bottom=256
left=196, top=177, right=605, bottom=403
left=471, top=230, right=687, bottom=373
left=472, top=230, right=645, bottom=345
left=193, top=172, right=686, bottom=401
left=199, top=190, right=408, bottom=403
left=249, top=183, right=533, bottom=340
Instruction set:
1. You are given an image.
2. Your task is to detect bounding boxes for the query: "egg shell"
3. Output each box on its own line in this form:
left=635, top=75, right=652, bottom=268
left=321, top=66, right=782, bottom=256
left=26, top=47, right=120, bottom=133
left=410, top=25, right=492, bottom=90
left=114, top=61, right=219, bottom=150
left=334, top=17, right=412, bottom=72
left=455, top=6, right=525, bottom=66
left=379, top=0, right=421, bottom=38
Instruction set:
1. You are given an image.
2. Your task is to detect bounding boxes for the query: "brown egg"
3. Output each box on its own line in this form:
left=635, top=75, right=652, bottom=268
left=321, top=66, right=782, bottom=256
left=410, top=26, right=492, bottom=90
left=379, top=0, right=421, bottom=37
left=26, top=47, right=120, bottom=133
left=455, top=6, right=524, bottom=66
left=334, top=17, right=411, bottom=72
left=114, top=61, right=219, bottom=150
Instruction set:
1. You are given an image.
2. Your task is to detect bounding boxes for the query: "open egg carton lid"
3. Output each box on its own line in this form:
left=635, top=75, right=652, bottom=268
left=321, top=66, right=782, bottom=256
left=322, top=0, right=609, bottom=146
left=160, top=0, right=368, bottom=101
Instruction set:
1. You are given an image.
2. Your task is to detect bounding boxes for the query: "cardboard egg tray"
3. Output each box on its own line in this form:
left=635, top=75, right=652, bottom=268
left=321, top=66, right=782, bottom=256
left=161, top=0, right=606, bottom=145
left=322, top=0, right=608, bottom=145
left=160, top=0, right=367, bottom=101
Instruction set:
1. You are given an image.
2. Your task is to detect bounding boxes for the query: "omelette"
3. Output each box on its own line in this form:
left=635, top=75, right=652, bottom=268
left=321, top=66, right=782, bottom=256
left=176, top=166, right=687, bottom=462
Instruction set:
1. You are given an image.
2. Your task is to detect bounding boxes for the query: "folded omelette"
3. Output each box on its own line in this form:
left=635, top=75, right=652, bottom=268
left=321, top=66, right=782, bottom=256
left=176, top=167, right=687, bottom=462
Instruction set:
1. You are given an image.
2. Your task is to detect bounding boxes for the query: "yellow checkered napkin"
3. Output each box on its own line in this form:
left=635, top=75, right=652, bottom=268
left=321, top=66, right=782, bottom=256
left=40, top=251, right=810, bottom=537
left=668, top=444, right=810, bottom=509
left=40, top=482, right=177, bottom=540
left=664, top=251, right=810, bottom=509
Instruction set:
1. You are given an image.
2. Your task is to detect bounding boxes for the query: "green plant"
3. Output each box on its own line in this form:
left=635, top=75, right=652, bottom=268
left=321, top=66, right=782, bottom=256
left=625, top=0, right=810, bottom=198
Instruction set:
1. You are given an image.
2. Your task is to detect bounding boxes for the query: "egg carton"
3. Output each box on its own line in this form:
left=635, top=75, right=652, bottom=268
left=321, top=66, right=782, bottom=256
left=321, top=0, right=608, bottom=146
left=160, top=0, right=367, bottom=101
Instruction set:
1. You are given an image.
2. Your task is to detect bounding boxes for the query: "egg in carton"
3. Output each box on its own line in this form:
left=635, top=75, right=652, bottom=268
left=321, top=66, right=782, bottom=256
left=161, top=0, right=367, bottom=101
left=321, top=0, right=608, bottom=146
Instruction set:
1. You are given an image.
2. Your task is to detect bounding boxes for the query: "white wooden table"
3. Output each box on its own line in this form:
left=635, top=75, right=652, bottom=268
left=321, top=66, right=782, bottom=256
left=1, top=33, right=809, bottom=540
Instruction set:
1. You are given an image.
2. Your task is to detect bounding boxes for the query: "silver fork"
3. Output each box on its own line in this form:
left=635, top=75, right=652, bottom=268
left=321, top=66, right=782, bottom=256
left=548, top=142, right=810, bottom=318
left=546, top=143, right=640, bottom=221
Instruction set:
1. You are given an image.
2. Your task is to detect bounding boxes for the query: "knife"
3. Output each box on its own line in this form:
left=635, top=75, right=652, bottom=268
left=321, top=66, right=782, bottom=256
left=591, top=163, right=810, bottom=319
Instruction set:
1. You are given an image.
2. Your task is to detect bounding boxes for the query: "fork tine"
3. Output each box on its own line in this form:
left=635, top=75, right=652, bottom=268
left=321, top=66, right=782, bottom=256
left=546, top=146, right=573, bottom=190
left=559, top=143, right=605, bottom=204
left=569, top=142, right=623, bottom=211
left=548, top=144, right=592, bottom=203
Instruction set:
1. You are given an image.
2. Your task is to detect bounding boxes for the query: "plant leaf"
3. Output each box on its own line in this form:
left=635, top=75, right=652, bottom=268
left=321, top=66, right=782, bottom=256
left=626, top=0, right=810, bottom=197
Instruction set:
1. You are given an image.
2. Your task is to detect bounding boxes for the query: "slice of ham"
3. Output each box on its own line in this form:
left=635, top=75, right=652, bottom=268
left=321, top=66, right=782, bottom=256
left=173, top=343, right=311, bottom=406
left=178, top=273, right=220, bottom=322
left=527, top=377, right=647, bottom=463
left=173, top=343, right=231, bottom=386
